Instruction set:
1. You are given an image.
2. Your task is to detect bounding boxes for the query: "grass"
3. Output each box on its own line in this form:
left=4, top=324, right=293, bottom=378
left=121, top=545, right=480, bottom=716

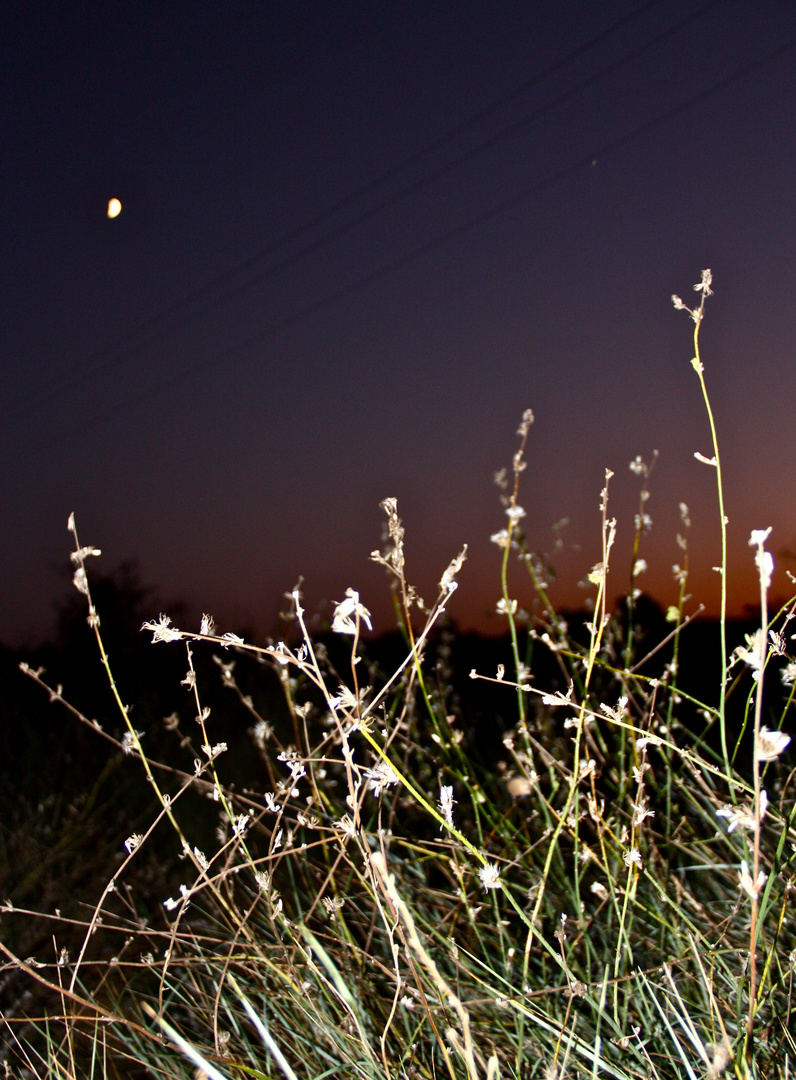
left=2, top=271, right=795, bottom=1079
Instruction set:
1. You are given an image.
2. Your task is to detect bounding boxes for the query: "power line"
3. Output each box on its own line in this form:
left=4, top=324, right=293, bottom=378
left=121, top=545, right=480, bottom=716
left=9, top=30, right=793, bottom=465
left=6, top=0, right=685, bottom=420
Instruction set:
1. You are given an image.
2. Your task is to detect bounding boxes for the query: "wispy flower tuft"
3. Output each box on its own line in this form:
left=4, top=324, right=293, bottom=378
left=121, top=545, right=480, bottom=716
left=142, top=614, right=182, bottom=643
left=755, top=725, right=791, bottom=762
left=364, top=760, right=399, bottom=797
left=477, top=862, right=502, bottom=891
left=438, top=785, right=455, bottom=828
left=739, top=860, right=766, bottom=900
left=331, top=589, right=373, bottom=634
left=693, top=268, right=713, bottom=295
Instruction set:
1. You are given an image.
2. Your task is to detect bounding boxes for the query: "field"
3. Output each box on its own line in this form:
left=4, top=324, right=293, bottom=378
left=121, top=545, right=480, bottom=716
left=2, top=273, right=794, bottom=1079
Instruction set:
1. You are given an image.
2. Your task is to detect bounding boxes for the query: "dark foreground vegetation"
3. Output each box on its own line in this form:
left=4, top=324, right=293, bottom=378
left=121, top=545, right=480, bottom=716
left=2, top=525, right=794, bottom=1080
left=2, top=279, right=795, bottom=1079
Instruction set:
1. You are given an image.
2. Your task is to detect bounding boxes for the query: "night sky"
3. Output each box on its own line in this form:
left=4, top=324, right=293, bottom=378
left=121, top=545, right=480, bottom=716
left=3, top=1, right=796, bottom=647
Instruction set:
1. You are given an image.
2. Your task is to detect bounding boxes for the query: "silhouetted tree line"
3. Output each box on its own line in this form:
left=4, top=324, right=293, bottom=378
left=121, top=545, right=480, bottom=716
left=1, top=559, right=786, bottom=927
left=2, top=562, right=783, bottom=804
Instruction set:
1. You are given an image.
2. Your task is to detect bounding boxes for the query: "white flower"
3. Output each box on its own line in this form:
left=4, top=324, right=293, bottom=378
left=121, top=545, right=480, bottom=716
left=705, top=1038, right=732, bottom=1080
left=748, top=528, right=774, bottom=590
left=251, top=719, right=274, bottom=748
left=329, top=684, right=359, bottom=711
left=781, top=662, right=796, bottom=687
left=636, top=735, right=661, bottom=751
left=749, top=527, right=773, bottom=547
left=439, top=785, right=455, bottom=828
left=277, top=751, right=306, bottom=784
left=588, top=563, right=605, bottom=586
left=364, top=760, right=399, bottom=797
left=693, top=269, right=713, bottom=295
left=758, top=552, right=774, bottom=589
left=142, top=614, right=182, bottom=643
left=716, top=805, right=746, bottom=833
left=756, top=726, right=791, bottom=762
left=69, top=542, right=102, bottom=565
left=163, top=884, right=191, bottom=912
left=333, top=815, right=357, bottom=839
left=269, top=642, right=292, bottom=666
left=631, top=802, right=655, bottom=827
left=739, top=860, right=766, bottom=900
left=599, top=696, right=628, bottom=722
left=623, top=848, right=642, bottom=869
left=331, top=589, right=372, bottom=634
left=734, top=629, right=766, bottom=672
left=72, top=567, right=89, bottom=596
left=716, top=792, right=767, bottom=833
left=578, top=760, right=596, bottom=782
left=516, top=409, right=534, bottom=436
left=506, top=775, right=536, bottom=797
left=124, top=834, right=143, bottom=854
left=439, top=546, right=467, bottom=593
left=477, top=862, right=502, bottom=891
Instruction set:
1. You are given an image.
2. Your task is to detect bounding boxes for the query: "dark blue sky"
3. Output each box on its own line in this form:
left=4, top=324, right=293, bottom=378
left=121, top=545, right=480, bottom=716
left=3, top=1, right=796, bottom=645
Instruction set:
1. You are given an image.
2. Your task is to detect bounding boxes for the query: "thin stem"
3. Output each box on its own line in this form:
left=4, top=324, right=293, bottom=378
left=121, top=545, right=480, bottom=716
left=745, top=531, right=771, bottom=1061
left=690, top=303, right=729, bottom=774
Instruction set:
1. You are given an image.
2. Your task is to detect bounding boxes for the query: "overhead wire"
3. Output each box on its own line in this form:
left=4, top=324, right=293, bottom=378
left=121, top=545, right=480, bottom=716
left=7, top=28, right=794, bottom=465
left=5, top=0, right=687, bottom=421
